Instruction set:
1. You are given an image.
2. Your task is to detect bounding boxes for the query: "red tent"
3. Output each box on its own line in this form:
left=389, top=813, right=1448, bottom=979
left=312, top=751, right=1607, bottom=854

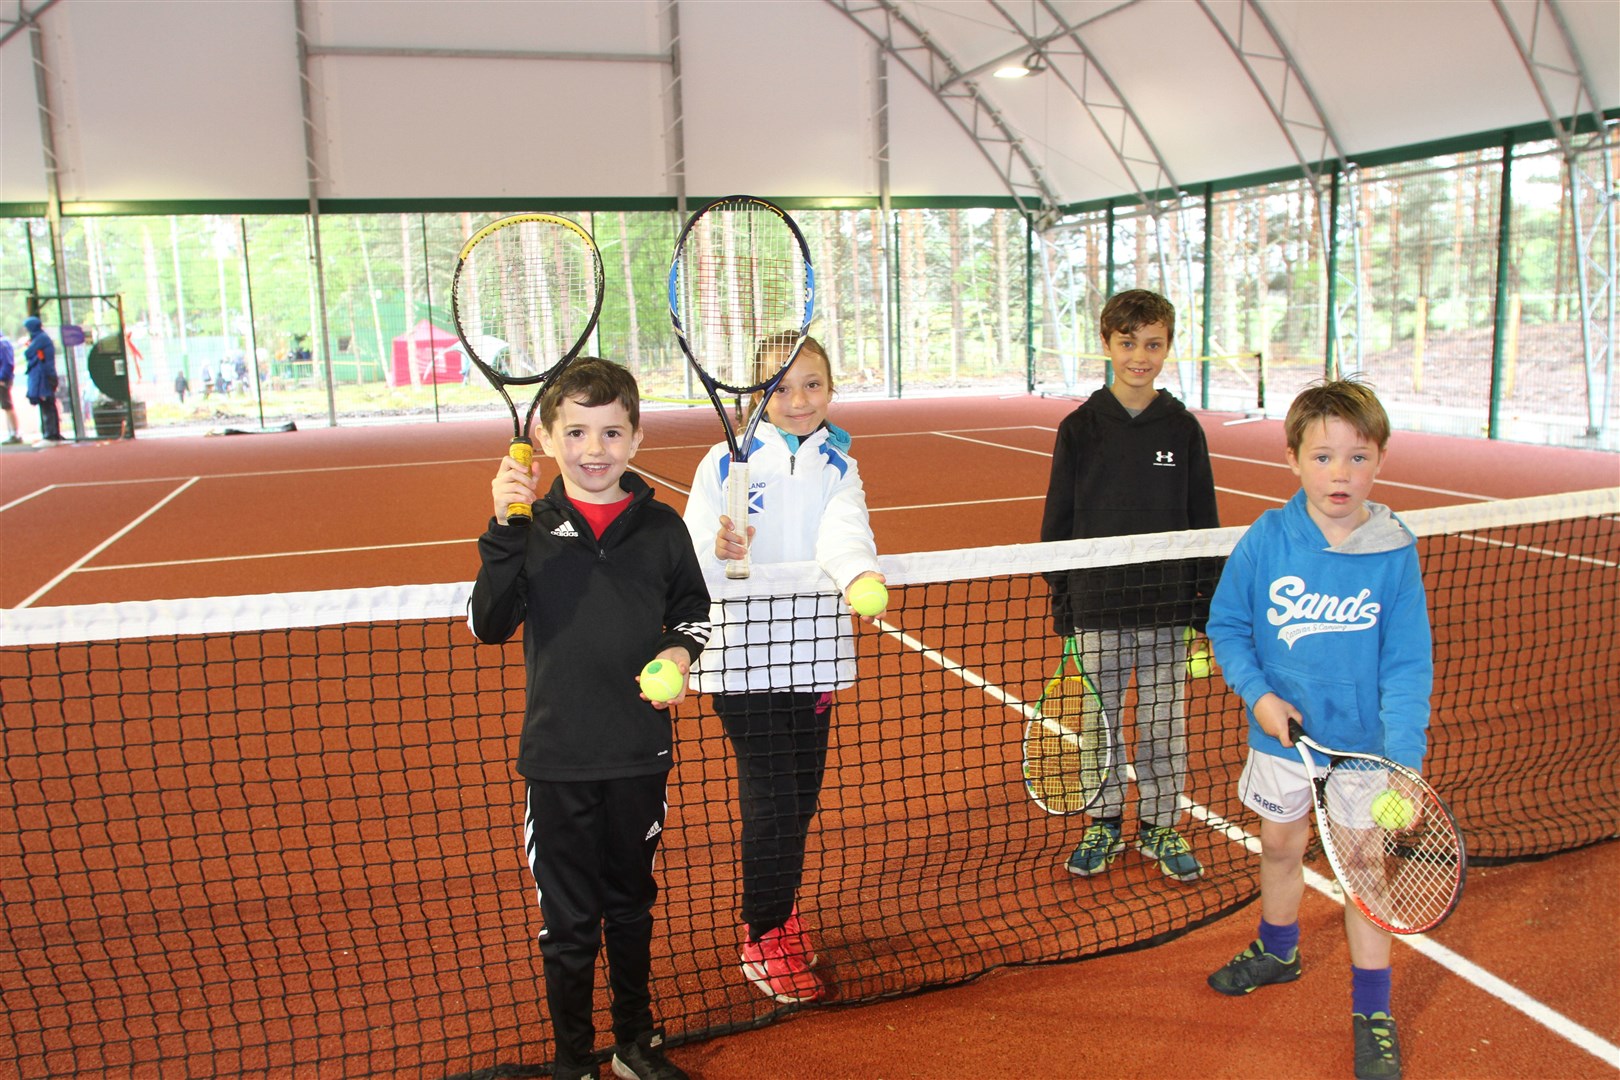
left=388, top=320, right=464, bottom=386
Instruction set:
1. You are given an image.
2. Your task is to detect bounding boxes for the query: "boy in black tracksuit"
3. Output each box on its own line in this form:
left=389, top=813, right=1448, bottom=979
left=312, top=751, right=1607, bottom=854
left=469, top=359, right=711, bottom=1080
left=1041, top=289, right=1221, bottom=883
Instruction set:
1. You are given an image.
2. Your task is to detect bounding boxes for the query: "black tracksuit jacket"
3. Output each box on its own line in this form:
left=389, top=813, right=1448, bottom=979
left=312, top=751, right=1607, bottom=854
left=469, top=473, right=712, bottom=782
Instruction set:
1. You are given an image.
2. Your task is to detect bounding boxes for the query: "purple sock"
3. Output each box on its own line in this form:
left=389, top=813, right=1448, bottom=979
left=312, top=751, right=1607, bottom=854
left=1258, top=918, right=1299, bottom=959
left=1352, top=965, right=1392, bottom=1016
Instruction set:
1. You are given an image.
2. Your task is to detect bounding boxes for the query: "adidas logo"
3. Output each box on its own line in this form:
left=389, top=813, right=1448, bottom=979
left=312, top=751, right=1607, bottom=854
left=644, top=820, right=663, bottom=841
left=551, top=520, right=579, bottom=538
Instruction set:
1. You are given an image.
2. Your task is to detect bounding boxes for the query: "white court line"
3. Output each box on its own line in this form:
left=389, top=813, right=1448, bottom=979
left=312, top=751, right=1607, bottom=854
left=0, top=485, right=59, bottom=514
left=872, top=616, right=1619, bottom=1068
left=79, top=537, right=474, bottom=573
left=17, top=477, right=201, bottom=608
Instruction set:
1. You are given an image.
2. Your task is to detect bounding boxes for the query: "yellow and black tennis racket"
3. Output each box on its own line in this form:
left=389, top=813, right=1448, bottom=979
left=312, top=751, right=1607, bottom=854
left=1024, top=635, right=1113, bottom=815
left=452, top=213, right=605, bottom=524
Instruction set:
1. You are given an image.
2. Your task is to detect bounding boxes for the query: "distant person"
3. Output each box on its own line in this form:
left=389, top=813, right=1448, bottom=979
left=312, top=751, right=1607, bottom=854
left=0, top=326, right=20, bottom=444
left=200, top=367, right=215, bottom=399
left=1040, top=288, right=1221, bottom=882
left=174, top=368, right=190, bottom=403
left=1205, top=379, right=1432, bottom=1080
left=22, top=316, right=62, bottom=444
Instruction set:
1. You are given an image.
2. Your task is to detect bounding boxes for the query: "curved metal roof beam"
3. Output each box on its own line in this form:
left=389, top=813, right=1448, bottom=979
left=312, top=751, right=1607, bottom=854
left=826, top=0, right=1059, bottom=224
left=1491, top=0, right=1608, bottom=156
left=1014, top=0, right=1181, bottom=212
left=1195, top=0, right=1346, bottom=194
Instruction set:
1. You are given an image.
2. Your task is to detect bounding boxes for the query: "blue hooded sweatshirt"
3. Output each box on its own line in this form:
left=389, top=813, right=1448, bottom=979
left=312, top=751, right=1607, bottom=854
left=1207, top=489, right=1433, bottom=770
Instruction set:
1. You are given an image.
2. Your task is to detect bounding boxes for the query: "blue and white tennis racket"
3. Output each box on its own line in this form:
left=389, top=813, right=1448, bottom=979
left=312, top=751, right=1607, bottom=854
left=668, top=195, right=815, bottom=578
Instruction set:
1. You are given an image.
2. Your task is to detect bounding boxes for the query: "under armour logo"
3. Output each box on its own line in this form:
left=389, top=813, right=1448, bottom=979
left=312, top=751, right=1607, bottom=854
left=1153, top=451, right=1176, bottom=467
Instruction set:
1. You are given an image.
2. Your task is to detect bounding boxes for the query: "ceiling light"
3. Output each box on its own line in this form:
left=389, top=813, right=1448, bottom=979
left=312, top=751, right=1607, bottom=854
left=993, top=52, right=1046, bottom=79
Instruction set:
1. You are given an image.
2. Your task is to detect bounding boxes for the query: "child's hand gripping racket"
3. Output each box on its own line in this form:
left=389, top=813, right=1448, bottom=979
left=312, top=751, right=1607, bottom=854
left=668, top=195, right=815, bottom=578
left=1287, top=719, right=1466, bottom=934
left=1023, top=635, right=1113, bottom=815
left=452, top=214, right=605, bottom=524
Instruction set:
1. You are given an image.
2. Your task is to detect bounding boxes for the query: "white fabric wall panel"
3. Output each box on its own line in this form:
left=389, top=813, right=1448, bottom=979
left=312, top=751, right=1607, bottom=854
left=313, top=55, right=670, bottom=198
left=0, top=0, right=1614, bottom=208
left=677, top=2, right=877, bottom=198
left=0, top=33, right=47, bottom=202
left=1273, top=1, right=1546, bottom=155
left=886, top=70, right=1026, bottom=199
left=11, top=1, right=308, bottom=202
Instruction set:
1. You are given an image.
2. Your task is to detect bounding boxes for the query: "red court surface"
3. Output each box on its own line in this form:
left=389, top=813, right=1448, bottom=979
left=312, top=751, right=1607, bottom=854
left=2, top=394, right=1616, bottom=1079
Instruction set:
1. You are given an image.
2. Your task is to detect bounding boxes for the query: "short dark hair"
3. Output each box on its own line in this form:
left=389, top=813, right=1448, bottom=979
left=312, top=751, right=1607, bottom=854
left=1285, top=378, right=1391, bottom=453
left=539, top=357, right=641, bottom=432
left=1099, top=289, right=1176, bottom=345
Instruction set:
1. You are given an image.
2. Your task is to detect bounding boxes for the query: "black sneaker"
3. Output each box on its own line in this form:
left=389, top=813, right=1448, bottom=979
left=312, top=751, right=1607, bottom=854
left=1207, top=939, right=1301, bottom=996
left=611, top=1032, right=688, bottom=1080
left=1353, top=1012, right=1402, bottom=1079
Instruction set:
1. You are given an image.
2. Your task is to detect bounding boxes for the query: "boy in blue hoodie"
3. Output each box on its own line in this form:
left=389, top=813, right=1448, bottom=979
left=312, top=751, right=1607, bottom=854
left=1205, top=379, right=1432, bottom=1080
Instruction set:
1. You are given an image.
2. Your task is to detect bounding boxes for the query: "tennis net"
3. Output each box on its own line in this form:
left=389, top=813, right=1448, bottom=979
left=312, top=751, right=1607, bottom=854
left=1, top=487, right=1614, bottom=1078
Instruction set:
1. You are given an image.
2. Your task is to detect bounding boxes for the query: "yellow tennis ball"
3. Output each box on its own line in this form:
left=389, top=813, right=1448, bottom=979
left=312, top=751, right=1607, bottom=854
left=1371, top=789, right=1415, bottom=830
left=638, top=659, right=685, bottom=703
left=847, top=577, right=888, bottom=617
left=1187, top=649, right=1212, bottom=679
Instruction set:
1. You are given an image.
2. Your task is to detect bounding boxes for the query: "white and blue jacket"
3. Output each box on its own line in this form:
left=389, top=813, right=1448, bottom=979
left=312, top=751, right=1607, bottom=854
left=1207, top=491, right=1433, bottom=770
left=683, top=421, right=879, bottom=695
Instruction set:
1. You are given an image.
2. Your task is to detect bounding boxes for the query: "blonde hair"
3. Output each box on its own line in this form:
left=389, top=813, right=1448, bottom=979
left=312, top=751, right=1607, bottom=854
left=1285, top=378, right=1390, bottom=453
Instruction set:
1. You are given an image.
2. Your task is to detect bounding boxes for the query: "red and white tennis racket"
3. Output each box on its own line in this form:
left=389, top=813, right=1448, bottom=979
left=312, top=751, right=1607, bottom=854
left=1289, top=720, right=1466, bottom=934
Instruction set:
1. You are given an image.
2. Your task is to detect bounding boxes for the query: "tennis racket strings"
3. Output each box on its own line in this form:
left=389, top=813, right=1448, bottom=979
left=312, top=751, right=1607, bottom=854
left=1319, top=757, right=1465, bottom=933
left=456, top=218, right=601, bottom=382
left=671, top=197, right=812, bottom=393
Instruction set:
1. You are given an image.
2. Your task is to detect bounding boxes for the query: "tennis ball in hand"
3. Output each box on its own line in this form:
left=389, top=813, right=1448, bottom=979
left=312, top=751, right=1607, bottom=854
left=638, top=659, right=685, bottom=703
left=1371, top=789, right=1415, bottom=830
left=847, top=577, right=888, bottom=617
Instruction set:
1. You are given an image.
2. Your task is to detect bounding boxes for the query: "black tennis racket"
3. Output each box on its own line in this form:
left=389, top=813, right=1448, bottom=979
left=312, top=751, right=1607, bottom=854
left=668, top=195, right=815, bottom=578
left=1024, top=635, right=1113, bottom=815
left=452, top=213, right=605, bottom=524
left=1288, top=720, right=1466, bottom=934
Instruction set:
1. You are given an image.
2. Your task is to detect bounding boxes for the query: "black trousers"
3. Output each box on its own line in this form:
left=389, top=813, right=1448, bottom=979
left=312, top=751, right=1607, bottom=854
left=712, top=691, right=832, bottom=940
left=36, top=395, right=60, bottom=440
left=524, top=774, right=667, bottom=1073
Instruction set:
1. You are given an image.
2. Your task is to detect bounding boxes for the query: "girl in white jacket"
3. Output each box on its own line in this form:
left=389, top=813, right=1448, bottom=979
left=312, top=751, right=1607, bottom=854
left=683, top=335, right=883, bottom=1005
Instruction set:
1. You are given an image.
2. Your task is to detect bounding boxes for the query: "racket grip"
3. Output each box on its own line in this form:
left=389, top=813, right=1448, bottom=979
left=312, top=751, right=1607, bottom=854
left=725, top=460, right=751, bottom=579
left=507, top=438, right=535, bottom=524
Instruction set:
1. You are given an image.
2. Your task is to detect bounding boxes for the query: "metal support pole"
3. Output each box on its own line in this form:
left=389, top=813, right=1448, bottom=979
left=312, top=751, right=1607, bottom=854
left=1201, top=184, right=1215, bottom=408
left=1325, top=169, right=1341, bottom=378
left=1489, top=135, right=1516, bottom=440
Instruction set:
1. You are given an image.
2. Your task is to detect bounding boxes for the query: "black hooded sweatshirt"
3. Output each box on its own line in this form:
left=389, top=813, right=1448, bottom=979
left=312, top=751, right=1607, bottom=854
left=1039, top=385, right=1222, bottom=633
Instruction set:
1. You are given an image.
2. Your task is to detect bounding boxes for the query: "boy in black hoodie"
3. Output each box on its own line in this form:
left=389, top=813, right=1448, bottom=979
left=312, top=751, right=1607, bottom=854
left=1039, top=289, right=1221, bottom=882
left=470, top=358, right=711, bottom=1080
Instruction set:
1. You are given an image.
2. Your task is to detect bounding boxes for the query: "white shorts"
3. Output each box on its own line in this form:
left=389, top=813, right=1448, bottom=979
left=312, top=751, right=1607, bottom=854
left=1237, top=749, right=1319, bottom=823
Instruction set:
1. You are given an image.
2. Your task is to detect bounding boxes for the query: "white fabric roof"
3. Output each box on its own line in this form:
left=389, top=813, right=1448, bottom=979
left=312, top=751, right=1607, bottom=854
left=2, top=0, right=1616, bottom=208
